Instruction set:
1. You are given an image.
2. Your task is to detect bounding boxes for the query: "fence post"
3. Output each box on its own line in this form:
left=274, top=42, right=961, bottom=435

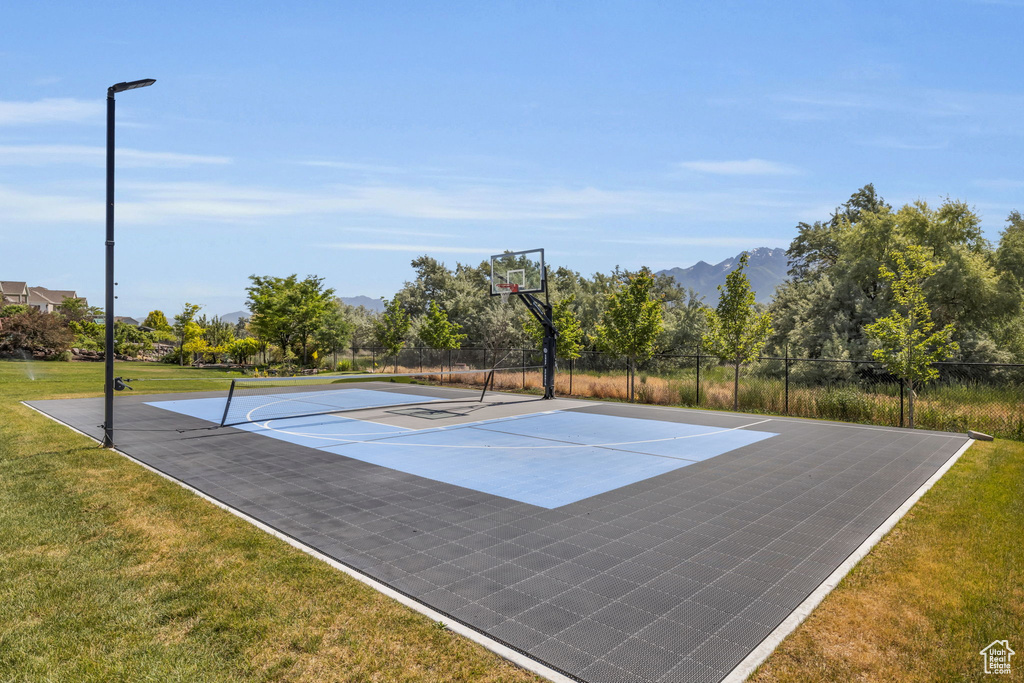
left=419, top=347, right=422, bottom=373
left=695, top=351, right=701, bottom=407
left=570, top=357, right=574, bottom=395
left=448, top=348, right=452, bottom=384
left=522, top=348, right=526, bottom=389
left=784, top=345, right=790, bottom=415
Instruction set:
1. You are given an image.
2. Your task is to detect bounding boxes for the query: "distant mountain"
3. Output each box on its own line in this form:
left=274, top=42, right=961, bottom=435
left=657, top=247, right=788, bottom=304
left=219, top=310, right=248, bottom=325
left=340, top=296, right=385, bottom=312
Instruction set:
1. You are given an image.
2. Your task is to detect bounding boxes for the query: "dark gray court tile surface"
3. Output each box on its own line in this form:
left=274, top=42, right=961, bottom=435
left=28, top=388, right=969, bottom=683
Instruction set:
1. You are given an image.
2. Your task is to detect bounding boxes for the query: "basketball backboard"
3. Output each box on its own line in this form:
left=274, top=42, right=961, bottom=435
left=489, top=248, right=545, bottom=296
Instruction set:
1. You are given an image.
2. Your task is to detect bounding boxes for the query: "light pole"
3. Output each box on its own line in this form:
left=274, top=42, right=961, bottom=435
left=103, top=78, right=155, bottom=448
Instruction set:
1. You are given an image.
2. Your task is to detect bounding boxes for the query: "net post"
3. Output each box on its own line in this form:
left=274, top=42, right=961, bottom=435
left=480, top=368, right=495, bottom=402
left=219, top=378, right=237, bottom=427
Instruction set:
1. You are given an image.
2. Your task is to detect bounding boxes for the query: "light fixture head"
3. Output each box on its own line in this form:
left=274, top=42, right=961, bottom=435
left=109, top=79, right=156, bottom=94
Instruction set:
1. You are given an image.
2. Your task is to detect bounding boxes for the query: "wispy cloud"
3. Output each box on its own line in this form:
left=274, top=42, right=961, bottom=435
left=296, top=160, right=408, bottom=173
left=0, top=98, right=101, bottom=125
left=676, top=159, right=801, bottom=176
left=0, top=145, right=231, bottom=167
left=2, top=179, right=819, bottom=227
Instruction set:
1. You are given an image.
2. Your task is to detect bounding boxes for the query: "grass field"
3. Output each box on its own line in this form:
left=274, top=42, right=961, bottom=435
left=2, top=359, right=1022, bottom=681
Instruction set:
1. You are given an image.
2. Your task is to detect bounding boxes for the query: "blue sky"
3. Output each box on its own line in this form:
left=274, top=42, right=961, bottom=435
left=3, top=1, right=1023, bottom=317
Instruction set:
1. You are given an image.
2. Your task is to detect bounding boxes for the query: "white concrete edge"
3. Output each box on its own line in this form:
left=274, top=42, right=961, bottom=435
left=20, top=401, right=576, bottom=683
left=721, top=437, right=977, bottom=683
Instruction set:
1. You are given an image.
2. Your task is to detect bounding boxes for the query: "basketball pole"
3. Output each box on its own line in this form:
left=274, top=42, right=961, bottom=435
left=518, top=293, right=557, bottom=399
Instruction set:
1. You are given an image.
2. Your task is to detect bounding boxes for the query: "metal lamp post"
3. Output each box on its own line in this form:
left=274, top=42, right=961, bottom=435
left=103, top=78, right=155, bottom=448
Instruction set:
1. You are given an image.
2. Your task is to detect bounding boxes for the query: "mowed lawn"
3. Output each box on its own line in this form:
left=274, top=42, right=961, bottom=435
left=2, top=360, right=1022, bottom=682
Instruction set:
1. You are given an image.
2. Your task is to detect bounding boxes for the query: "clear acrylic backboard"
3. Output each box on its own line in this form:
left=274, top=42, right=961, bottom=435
left=489, top=249, right=546, bottom=296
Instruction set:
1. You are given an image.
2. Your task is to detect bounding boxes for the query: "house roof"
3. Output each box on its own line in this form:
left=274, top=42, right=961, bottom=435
left=28, top=287, right=79, bottom=305
left=1, top=281, right=28, bottom=293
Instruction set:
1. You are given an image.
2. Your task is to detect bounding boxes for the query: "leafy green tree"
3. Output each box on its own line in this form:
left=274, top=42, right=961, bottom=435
left=702, top=253, right=773, bottom=410
left=1, top=304, right=28, bottom=317
left=865, top=246, right=959, bottom=428
left=291, top=275, right=335, bottom=366
left=247, top=275, right=298, bottom=363
left=419, top=300, right=467, bottom=351
left=112, top=322, right=152, bottom=358
left=313, top=300, right=355, bottom=367
left=227, top=336, right=260, bottom=365
left=181, top=320, right=207, bottom=365
left=56, top=297, right=97, bottom=323
left=770, top=187, right=1008, bottom=363
left=595, top=268, right=664, bottom=401
left=197, top=315, right=235, bottom=363
left=246, top=274, right=334, bottom=367
left=523, top=296, right=584, bottom=360
left=172, top=303, right=202, bottom=366
left=143, top=310, right=172, bottom=331
left=373, top=298, right=411, bottom=372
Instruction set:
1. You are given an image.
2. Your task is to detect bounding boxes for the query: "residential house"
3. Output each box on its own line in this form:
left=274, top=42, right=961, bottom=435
left=1, top=281, right=29, bottom=307
left=28, top=286, right=84, bottom=313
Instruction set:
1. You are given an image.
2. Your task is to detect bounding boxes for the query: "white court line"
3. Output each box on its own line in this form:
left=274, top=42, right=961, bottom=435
left=21, top=401, right=576, bottom=683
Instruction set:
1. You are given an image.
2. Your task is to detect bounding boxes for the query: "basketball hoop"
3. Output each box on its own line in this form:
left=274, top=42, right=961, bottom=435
left=497, top=282, right=519, bottom=305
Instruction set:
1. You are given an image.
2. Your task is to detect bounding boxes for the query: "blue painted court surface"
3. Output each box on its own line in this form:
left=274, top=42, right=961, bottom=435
left=148, top=389, right=777, bottom=508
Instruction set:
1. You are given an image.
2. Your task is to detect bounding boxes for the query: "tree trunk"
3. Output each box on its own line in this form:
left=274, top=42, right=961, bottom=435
left=908, top=378, right=915, bottom=428
left=733, top=358, right=740, bottom=411
left=622, top=358, right=630, bottom=401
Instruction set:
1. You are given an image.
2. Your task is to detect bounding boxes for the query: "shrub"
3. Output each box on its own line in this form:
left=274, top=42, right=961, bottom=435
left=0, top=309, right=74, bottom=356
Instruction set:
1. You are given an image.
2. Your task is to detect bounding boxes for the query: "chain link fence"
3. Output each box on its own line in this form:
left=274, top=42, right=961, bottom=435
left=333, top=347, right=1024, bottom=440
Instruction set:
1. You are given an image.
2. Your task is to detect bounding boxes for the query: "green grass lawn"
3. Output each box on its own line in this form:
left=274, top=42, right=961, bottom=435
left=2, top=359, right=1022, bottom=681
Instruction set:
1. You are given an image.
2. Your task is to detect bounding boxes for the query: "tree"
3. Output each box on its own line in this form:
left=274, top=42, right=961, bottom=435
left=143, top=310, right=172, bottom=331
left=1, top=304, right=28, bottom=318
left=0, top=309, right=74, bottom=357
left=595, top=268, right=664, bottom=401
left=227, top=336, right=260, bottom=365
left=112, top=321, right=152, bottom=358
left=313, top=300, right=355, bottom=367
left=246, top=274, right=334, bottom=367
left=56, top=297, right=97, bottom=323
left=172, top=303, right=202, bottom=366
left=702, top=253, right=773, bottom=410
left=770, top=187, right=1007, bottom=363
left=419, top=300, right=467, bottom=351
left=865, top=246, right=958, bottom=428
left=181, top=320, right=207, bottom=365
left=523, top=296, right=585, bottom=360
left=197, top=315, right=235, bottom=363
left=373, top=298, right=411, bottom=373
left=290, top=275, right=335, bottom=366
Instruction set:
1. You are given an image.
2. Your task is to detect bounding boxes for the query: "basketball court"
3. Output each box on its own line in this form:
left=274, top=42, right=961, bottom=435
left=27, top=380, right=971, bottom=683
left=29, top=249, right=976, bottom=682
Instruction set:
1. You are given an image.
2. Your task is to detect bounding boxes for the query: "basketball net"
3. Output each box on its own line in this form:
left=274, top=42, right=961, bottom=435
left=497, top=282, right=519, bottom=305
